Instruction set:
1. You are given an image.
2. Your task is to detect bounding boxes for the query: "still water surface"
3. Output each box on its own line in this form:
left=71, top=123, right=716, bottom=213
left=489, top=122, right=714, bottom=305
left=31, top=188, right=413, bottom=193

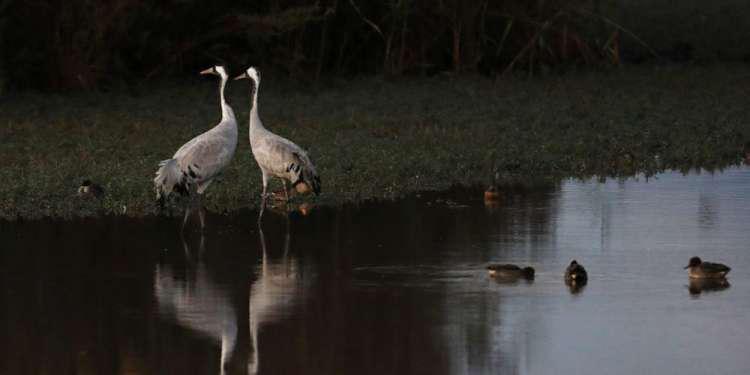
left=2, top=167, right=750, bottom=374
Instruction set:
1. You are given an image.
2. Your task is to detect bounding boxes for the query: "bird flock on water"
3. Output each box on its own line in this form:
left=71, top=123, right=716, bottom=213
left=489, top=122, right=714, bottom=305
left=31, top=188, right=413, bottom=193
left=485, top=257, right=730, bottom=294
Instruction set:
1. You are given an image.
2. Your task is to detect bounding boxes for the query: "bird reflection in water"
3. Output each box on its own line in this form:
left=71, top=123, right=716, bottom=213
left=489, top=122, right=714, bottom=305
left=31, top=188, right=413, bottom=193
left=687, top=278, right=730, bottom=296
left=249, top=218, right=303, bottom=374
left=153, top=234, right=238, bottom=375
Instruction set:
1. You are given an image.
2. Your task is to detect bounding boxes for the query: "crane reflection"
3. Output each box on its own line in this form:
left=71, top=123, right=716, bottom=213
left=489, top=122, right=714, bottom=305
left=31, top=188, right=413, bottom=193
left=153, top=235, right=238, bottom=375
left=248, top=218, right=304, bottom=374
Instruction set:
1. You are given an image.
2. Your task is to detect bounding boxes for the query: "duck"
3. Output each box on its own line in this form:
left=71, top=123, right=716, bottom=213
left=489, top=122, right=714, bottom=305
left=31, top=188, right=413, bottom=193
left=484, top=185, right=501, bottom=202
left=484, top=171, right=501, bottom=203
left=564, top=260, right=588, bottom=283
left=684, top=257, right=730, bottom=279
left=77, top=180, right=104, bottom=199
left=486, top=264, right=535, bottom=281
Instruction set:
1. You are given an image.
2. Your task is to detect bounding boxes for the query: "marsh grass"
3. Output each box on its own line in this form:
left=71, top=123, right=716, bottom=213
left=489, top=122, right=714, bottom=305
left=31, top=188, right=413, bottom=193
left=1, top=64, right=749, bottom=220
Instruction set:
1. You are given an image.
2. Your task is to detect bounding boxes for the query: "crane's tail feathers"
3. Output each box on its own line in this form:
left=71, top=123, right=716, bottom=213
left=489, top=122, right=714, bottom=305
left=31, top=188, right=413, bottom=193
left=310, top=174, right=321, bottom=195
left=154, top=158, right=189, bottom=201
left=289, top=152, right=321, bottom=196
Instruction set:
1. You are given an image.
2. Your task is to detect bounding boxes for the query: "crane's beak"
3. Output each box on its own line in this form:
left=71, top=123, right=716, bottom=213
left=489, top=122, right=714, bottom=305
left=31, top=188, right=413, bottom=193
left=234, top=73, right=248, bottom=81
left=683, top=265, right=690, bottom=269
left=199, top=68, right=214, bottom=75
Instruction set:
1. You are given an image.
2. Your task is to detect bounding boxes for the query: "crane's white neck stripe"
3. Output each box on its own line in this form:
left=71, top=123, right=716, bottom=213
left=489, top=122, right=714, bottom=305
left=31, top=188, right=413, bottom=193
left=249, top=77, right=262, bottom=130
left=251, top=78, right=259, bottom=111
left=219, top=74, right=231, bottom=121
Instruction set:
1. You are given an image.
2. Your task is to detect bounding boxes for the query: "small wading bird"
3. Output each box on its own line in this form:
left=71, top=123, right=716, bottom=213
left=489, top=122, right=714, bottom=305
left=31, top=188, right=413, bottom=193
left=234, top=67, right=320, bottom=219
left=153, top=65, right=238, bottom=230
left=684, top=256, right=731, bottom=279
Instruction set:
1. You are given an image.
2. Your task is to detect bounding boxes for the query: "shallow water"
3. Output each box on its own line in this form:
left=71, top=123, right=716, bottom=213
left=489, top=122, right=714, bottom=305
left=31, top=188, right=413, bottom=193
left=2, top=166, right=750, bottom=375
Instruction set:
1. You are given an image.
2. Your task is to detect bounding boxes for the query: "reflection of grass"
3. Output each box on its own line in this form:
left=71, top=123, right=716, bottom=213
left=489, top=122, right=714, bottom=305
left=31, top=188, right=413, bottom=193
left=1, top=64, right=749, bottom=219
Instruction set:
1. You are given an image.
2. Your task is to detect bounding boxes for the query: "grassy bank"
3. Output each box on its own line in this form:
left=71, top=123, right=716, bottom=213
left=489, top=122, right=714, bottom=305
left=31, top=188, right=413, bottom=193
left=1, top=64, right=749, bottom=220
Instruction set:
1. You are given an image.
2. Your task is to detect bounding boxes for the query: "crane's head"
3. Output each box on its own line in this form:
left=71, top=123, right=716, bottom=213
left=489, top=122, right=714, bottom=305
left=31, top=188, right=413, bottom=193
left=233, top=66, right=260, bottom=84
left=200, top=65, right=228, bottom=79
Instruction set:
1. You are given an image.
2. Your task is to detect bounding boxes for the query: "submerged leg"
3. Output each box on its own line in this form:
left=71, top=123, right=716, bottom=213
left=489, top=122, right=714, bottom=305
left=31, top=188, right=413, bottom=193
left=279, top=179, right=292, bottom=213
left=181, top=184, right=199, bottom=232
left=258, top=172, right=269, bottom=224
left=257, top=200, right=266, bottom=224
left=282, top=214, right=290, bottom=258
left=258, top=187, right=267, bottom=225
left=181, top=195, right=193, bottom=231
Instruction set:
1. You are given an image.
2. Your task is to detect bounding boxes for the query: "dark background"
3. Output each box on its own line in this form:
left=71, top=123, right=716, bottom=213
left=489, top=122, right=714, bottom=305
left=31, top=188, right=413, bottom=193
left=2, top=0, right=750, bottom=91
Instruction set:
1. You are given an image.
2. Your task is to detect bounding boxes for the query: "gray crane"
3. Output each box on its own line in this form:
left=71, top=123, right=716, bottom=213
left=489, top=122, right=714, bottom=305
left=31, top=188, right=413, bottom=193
left=153, top=65, right=238, bottom=229
left=234, top=67, right=320, bottom=218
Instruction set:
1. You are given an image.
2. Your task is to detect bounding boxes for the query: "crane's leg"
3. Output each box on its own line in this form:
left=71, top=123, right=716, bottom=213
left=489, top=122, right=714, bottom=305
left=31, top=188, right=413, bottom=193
left=258, top=171, right=271, bottom=224
left=197, top=193, right=206, bottom=231
left=257, top=200, right=266, bottom=224
left=181, top=193, right=194, bottom=231
left=181, top=184, right=199, bottom=232
left=261, top=171, right=269, bottom=200
left=281, top=179, right=292, bottom=213
left=282, top=179, right=290, bottom=201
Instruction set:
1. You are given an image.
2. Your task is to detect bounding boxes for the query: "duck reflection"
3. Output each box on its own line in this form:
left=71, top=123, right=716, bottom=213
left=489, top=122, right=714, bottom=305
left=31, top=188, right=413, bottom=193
left=565, top=279, right=587, bottom=295
left=249, top=218, right=303, bottom=374
left=687, top=278, right=730, bottom=296
left=154, top=235, right=238, bottom=375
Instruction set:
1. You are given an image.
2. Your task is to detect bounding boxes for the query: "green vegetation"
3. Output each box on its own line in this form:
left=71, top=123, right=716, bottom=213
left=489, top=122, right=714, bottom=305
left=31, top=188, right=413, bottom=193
left=1, top=64, right=748, bottom=220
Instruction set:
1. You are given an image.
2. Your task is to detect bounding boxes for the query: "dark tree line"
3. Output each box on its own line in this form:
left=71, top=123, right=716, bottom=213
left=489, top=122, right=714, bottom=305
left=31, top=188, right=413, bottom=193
left=1, top=0, right=635, bottom=91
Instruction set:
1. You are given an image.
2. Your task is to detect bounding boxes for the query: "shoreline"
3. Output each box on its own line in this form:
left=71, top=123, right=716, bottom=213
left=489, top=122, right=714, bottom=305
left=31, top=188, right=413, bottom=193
left=1, top=64, right=748, bottom=220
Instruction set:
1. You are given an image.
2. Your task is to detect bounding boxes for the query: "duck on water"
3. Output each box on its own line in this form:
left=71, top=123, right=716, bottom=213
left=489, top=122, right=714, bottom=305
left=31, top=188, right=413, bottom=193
left=684, top=257, right=731, bottom=279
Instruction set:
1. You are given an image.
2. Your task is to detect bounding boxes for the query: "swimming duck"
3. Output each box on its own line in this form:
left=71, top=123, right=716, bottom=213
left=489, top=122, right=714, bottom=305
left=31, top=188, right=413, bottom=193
left=486, top=264, right=535, bottom=281
left=564, top=260, right=587, bottom=283
left=684, top=257, right=730, bottom=279
left=77, top=180, right=104, bottom=199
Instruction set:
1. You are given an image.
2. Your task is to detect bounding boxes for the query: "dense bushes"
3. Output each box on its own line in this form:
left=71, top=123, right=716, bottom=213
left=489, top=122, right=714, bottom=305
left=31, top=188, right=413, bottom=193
left=2, top=0, right=639, bottom=90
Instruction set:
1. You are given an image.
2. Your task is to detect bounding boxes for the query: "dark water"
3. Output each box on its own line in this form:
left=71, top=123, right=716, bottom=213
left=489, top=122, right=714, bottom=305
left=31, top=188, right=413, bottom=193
left=3, top=167, right=750, bottom=375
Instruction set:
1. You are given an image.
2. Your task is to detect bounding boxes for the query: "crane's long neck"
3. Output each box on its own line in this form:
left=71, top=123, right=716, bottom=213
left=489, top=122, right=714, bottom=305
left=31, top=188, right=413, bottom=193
left=249, top=78, right=263, bottom=132
left=219, top=74, right=232, bottom=122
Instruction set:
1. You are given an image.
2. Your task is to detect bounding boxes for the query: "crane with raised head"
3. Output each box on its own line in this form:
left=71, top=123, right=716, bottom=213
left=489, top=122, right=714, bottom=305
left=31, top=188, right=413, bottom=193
left=234, top=67, right=321, bottom=219
left=153, top=65, right=238, bottom=229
